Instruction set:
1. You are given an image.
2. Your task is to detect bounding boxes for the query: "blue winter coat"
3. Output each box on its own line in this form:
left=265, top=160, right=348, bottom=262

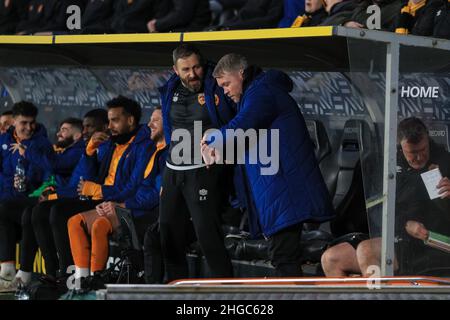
left=125, top=146, right=168, bottom=218
left=0, top=124, right=53, bottom=201
left=209, top=69, right=335, bottom=238
left=53, top=152, right=97, bottom=199
left=26, top=138, right=86, bottom=186
left=55, top=125, right=154, bottom=201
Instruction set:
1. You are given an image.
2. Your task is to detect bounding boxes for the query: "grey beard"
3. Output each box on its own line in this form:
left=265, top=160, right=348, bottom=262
left=181, top=78, right=202, bottom=93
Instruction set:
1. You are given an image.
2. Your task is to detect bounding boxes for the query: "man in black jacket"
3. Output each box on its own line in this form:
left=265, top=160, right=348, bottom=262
left=319, top=0, right=358, bottom=26
left=321, top=118, right=450, bottom=277
left=158, top=45, right=236, bottom=282
left=357, top=117, right=450, bottom=276
left=16, top=0, right=47, bottom=34
left=0, top=0, right=29, bottom=34
left=433, top=0, right=450, bottom=39
left=342, top=0, right=402, bottom=31
left=75, top=0, right=115, bottom=34
left=111, top=0, right=170, bottom=33
left=147, top=0, right=211, bottom=32
left=213, top=0, right=283, bottom=30
left=395, top=0, right=444, bottom=36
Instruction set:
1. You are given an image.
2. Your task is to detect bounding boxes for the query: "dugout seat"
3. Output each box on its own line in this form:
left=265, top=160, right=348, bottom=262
left=305, top=119, right=332, bottom=164
left=320, top=119, right=373, bottom=237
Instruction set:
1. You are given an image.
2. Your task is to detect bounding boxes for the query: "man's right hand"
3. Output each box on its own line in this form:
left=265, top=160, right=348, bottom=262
left=405, top=220, right=429, bottom=240
left=89, top=132, right=110, bottom=148
left=86, top=132, right=110, bottom=156
left=201, top=142, right=217, bottom=168
left=96, top=202, right=107, bottom=216
left=147, top=19, right=157, bottom=33
left=39, top=186, right=55, bottom=202
left=95, top=201, right=120, bottom=229
left=343, top=21, right=364, bottom=28
left=437, top=177, right=450, bottom=199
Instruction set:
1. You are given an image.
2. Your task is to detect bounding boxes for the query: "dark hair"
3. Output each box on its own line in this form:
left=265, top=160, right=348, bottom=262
left=172, top=44, right=204, bottom=65
left=154, top=106, right=162, bottom=111
left=11, top=101, right=38, bottom=118
left=1, top=110, right=12, bottom=116
left=60, top=117, right=83, bottom=132
left=398, top=117, right=428, bottom=144
left=106, top=95, right=142, bottom=125
left=84, top=108, right=108, bottom=126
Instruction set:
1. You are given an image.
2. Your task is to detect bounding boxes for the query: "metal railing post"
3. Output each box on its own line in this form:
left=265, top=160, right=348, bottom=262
left=381, top=41, right=399, bottom=276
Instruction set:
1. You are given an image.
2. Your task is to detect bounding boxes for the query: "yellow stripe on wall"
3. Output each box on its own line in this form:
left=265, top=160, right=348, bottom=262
left=183, top=27, right=333, bottom=41
left=0, top=27, right=334, bottom=45
left=0, top=35, right=53, bottom=44
left=55, top=33, right=181, bottom=44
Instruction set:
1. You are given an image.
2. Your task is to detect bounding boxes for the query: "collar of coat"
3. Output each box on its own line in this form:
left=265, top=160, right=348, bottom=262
left=400, top=0, right=427, bottom=16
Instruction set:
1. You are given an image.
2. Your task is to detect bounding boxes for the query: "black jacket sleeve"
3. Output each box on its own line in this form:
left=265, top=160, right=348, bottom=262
left=155, top=0, right=197, bottom=32
left=219, top=0, right=247, bottom=10
left=432, top=2, right=450, bottom=39
left=410, top=0, right=444, bottom=36
left=223, top=0, right=283, bottom=29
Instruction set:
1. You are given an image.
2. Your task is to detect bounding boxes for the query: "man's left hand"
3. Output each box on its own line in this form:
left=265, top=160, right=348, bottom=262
left=100, top=201, right=120, bottom=230
left=9, top=143, right=26, bottom=156
left=405, top=220, right=429, bottom=240
left=437, top=177, right=450, bottom=199
left=201, top=143, right=217, bottom=168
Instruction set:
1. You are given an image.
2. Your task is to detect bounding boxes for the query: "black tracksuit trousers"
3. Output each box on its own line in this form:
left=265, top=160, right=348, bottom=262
left=0, top=198, right=38, bottom=267
left=32, top=198, right=102, bottom=276
left=159, top=165, right=233, bottom=282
